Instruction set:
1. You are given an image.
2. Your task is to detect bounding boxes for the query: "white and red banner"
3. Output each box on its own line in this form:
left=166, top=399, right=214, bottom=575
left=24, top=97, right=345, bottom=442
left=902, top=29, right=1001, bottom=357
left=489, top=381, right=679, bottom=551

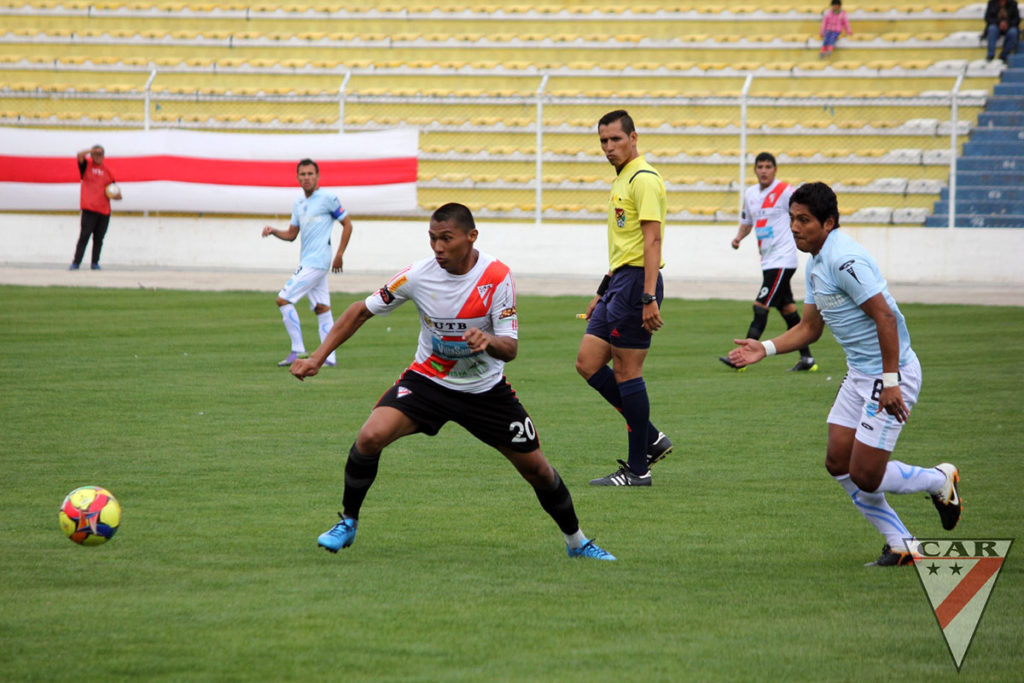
left=0, top=127, right=418, bottom=214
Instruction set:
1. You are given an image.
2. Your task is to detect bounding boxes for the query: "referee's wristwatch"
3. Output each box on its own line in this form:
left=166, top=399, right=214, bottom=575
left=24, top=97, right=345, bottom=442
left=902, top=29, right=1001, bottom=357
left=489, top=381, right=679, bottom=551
left=640, top=292, right=657, bottom=305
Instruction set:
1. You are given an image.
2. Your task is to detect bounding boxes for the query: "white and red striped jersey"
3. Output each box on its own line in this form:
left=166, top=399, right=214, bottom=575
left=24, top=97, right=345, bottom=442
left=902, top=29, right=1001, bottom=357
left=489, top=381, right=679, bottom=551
left=741, top=179, right=798, bottom=270
left=365, top=251, right=518, bottom=393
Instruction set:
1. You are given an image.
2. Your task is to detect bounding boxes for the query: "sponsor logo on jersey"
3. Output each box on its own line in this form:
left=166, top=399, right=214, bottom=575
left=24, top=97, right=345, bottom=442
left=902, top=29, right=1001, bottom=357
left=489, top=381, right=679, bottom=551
left=498, top=306, right=517, bottom=320
left=909, top=538, right=1014, bottom=672
left=377, top=286, right=395, bottom=304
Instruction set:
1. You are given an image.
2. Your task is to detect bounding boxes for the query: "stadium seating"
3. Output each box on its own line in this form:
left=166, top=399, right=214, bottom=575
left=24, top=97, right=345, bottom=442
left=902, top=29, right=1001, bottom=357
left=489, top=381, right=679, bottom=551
left=0, top=0, right=1015, bottom=223
left=926, top=52, right=1024, bottom=228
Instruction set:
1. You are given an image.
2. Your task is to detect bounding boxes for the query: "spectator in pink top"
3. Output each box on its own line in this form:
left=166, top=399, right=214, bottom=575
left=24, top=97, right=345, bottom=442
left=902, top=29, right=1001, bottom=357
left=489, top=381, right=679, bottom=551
left=820, top=0, right=852, bottom=58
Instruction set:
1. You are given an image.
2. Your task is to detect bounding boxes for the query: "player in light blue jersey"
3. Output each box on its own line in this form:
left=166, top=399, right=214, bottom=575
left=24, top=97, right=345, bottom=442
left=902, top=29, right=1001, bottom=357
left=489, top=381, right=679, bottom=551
left=262, top=159, right=353, bottom=367
left=729, top=182, right=962, bottom=567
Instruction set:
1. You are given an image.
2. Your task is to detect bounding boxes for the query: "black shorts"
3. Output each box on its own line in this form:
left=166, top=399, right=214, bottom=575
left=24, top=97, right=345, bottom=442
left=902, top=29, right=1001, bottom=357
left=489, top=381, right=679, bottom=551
left=375, top=369, right=541, bottom=453
left=756, top=268, right=796, bottom=308
left=585, top=266, right=664, bottom=350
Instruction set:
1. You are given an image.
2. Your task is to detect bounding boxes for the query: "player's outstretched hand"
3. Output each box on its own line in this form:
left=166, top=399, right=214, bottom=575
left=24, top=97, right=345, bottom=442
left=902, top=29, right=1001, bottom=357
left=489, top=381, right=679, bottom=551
left=290, top=358, right=320, bottom=381
left=261, top=226, right=274, bottom=238
left=728, top=338, right=766, bottom=368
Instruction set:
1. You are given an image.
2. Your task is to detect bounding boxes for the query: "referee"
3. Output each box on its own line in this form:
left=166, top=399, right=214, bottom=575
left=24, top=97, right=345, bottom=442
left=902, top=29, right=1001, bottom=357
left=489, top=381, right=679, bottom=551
left=576, top=110, right=673, bottom=487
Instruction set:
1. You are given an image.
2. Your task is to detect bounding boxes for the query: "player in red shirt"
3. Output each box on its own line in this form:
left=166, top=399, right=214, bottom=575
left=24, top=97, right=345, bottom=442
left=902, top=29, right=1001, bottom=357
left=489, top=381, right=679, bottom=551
left=70, top=144, right=121, bottom=271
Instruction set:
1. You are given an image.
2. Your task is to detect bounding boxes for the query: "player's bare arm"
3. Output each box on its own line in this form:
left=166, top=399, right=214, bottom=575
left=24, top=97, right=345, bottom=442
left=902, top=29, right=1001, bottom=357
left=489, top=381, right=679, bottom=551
left=332, top=216, right=354, bottom=273
left=291, top=300, right=375, bottom=380
left=262, top=224, right=300, bottom=241
left=729, top=303, right=824, bottom=367
left=640, top=220, right=663, bottom=333
left=732, top=222, right=753, bottom=249
left=463, top=328, right=517, bottom=362
left=860, top=292, right=909, bottom=423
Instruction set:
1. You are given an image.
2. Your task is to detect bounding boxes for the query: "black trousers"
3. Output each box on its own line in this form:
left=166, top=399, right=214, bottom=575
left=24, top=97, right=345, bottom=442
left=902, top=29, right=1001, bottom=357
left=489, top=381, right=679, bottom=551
left=73, top=210, right=111, bottom=266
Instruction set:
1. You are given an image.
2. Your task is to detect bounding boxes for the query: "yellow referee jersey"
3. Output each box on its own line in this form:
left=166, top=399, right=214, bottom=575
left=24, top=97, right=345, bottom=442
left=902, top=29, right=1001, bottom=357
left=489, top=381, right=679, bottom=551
left=607, top=155, right=667, bottom=271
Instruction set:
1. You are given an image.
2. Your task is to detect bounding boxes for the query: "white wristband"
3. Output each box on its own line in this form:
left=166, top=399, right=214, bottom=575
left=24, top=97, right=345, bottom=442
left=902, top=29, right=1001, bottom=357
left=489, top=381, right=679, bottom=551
left=761, top=340, right=777, bottom=357
left=882, top=372, right=899, bottom=388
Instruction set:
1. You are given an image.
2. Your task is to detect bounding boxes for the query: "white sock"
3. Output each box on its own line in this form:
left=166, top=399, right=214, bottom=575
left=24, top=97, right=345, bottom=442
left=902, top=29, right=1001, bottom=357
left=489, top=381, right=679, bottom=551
left=564, top=529, right=586, bottom=549
left=279, top=303, right=305, bottom=353
left=877, top=460, right=946, bottom=495
left=834, top=474, right=914, bottom=552
left=317, top=311, right=336, bottom=364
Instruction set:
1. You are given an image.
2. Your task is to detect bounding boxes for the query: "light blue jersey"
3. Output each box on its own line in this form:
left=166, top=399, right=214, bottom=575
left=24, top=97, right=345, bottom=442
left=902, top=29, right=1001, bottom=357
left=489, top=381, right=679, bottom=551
left=805, top=230, right=916, bottom=375
left=290, top=189, right=346, bottom=270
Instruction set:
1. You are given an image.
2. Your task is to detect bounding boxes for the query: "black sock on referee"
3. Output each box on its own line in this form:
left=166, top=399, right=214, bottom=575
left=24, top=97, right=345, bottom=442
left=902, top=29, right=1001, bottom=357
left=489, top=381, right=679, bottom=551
left=782, top=310, right=813, bottom=358
left=342, top=443, right=381, bottom=520
left=533, top=469, right=579, bottom=536
left=586, top=365, right=660, bottom=445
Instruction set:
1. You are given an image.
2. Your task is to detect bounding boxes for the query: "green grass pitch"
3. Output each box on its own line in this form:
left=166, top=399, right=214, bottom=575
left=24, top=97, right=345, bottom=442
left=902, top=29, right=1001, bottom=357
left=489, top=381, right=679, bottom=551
left=1, top=285, right=1021, bottom=681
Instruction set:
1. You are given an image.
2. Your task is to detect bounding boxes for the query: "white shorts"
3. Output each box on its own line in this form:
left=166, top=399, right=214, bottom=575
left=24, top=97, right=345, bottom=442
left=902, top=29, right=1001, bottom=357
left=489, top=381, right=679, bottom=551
left=278, top=265, right=330, bottom=310
left=827, top=357, right=922, bottom=452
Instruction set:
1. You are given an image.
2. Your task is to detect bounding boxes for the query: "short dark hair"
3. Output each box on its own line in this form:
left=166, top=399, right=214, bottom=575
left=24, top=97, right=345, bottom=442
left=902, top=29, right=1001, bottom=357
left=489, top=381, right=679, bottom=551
left=754, top=152, right=776, bottom=167
left=791, top=182, right=840, bottom=231
left=431, top=202, right=476, bottom=233
left=297, top=158, right=319, bottom=173
left=831, top=0, right=841, bottom=6
left=598, top=109, right=636, bottom=135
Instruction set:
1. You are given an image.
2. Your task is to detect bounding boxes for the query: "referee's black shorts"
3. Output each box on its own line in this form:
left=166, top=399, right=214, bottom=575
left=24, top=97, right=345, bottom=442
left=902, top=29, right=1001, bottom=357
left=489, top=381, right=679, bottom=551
left=376, top=369, right=540, bottom=453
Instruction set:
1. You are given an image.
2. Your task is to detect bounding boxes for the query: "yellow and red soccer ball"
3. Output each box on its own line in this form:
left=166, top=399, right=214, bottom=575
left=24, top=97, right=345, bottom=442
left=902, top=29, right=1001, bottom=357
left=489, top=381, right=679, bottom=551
left=58, top=486, right=121, bottom=545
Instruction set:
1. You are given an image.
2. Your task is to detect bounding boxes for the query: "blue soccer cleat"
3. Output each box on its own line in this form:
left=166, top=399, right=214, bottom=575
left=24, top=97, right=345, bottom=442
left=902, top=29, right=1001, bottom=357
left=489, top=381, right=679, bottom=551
left=568, top=538, right=617, bottom=561
left=318, top=513, right=357, bottom=553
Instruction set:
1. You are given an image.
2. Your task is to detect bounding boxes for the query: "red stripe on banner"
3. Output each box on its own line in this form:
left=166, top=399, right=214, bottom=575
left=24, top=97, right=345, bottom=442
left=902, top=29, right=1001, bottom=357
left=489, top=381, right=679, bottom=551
left=935, top=558, right=1003, bottom=630
left=0, top=156, right=418, bottom=186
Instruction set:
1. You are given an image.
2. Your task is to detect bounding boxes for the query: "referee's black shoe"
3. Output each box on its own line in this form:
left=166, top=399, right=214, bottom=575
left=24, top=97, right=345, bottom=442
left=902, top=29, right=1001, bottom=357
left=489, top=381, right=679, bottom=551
left=590, top=460, right=652, bottom=486
left=647, top=431, right=673, bottom=468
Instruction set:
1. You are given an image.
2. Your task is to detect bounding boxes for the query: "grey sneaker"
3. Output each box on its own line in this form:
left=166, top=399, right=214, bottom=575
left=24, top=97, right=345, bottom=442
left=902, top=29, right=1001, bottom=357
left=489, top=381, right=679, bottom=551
left=277, top=351, right=308, bottom=367
left=589, top=460, right=652, bottom=487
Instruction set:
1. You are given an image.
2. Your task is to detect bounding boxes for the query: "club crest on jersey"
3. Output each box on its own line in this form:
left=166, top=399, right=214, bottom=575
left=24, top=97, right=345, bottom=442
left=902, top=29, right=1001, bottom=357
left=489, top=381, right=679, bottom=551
left=477, top=283, right=494, bottom=307
left=615, top=207, right=626, bottom=228
left=839, top=260, right=863, bottom=284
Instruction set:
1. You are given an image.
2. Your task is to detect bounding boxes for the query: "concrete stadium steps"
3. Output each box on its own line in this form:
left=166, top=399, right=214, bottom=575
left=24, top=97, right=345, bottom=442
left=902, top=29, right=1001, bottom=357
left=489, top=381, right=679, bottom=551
left=928, top=49, right=1023, bottom=228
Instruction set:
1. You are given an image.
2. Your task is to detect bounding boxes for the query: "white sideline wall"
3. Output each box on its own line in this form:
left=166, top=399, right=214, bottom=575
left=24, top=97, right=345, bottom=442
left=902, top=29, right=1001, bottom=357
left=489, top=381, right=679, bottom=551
left=2, top=213, right=1023, bottom=286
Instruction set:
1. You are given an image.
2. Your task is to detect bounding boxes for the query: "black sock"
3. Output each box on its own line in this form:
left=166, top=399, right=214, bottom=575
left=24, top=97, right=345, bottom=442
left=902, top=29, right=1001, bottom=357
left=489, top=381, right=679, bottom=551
left=746, top=304, right=770, bottom=340
left=342, top=443, right=380, bottom=520
left=619, top=377, right=651, bottom=475
left=782, top=311, right=813, bottom=358
left=586, top=365, right=659, bottom=446
left=533, top=469, right=579, bottom=536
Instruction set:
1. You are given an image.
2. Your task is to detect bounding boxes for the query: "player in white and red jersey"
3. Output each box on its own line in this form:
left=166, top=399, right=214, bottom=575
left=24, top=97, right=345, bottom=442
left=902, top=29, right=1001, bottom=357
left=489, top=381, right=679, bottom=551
left=290, top=203, right=615, bottom=561
left=719, top=152, right=817, bottom=373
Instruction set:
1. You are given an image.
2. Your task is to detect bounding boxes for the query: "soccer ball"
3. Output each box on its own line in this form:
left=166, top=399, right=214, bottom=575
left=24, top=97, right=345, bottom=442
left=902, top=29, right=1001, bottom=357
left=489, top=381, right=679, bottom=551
left=58, top=485, right=121, bottom=545
left=104, top=182, right=120, bottom=198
